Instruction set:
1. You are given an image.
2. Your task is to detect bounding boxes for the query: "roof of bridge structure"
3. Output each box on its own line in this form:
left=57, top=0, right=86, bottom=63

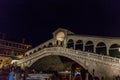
left=53, top=27, right=75, bottom=35
left=74, top=34, right=120, bottom=40
left=53, top=28, right=120, bottom=40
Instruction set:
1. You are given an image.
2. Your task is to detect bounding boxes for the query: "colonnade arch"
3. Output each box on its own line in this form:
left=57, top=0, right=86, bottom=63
left=67, top=39, right=74, bottom=49
left=85, top=41, right=94, bottom=52
left=96, top=42, right=106, bottom=55
left=109, top=44, right=120, bottom=58
left=75, top=40, right=83, bottom=51
left=48, top=42, right=53, bottom=47
left=66, top=38, right=120, bottom=57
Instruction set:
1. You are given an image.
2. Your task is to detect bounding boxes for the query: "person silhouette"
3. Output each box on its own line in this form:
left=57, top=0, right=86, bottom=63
left=8, top=67, right=15, bottom=80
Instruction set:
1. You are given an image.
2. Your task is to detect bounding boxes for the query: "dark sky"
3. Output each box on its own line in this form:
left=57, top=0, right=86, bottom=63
left=0, top=0, right=120, bottom=47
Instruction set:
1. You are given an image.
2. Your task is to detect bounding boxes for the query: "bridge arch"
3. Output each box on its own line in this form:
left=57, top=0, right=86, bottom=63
left=29, top=51, right=88, bottom=70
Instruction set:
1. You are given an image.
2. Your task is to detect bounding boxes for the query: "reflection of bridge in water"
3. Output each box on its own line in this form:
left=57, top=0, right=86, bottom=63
left=17, top=28, right=120, bottom=80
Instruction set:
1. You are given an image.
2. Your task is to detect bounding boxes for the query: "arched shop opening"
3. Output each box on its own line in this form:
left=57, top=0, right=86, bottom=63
left=85, top=41, right=94, bottom=52
left=67, top=39, right=74, bottom=49
left=30, top=55, right=93, bottom=80
left=96, top=42, right=107, bottom=55
left=75, top=40, right=83, bottom=51
left=109, top=44, right=120, bottom=58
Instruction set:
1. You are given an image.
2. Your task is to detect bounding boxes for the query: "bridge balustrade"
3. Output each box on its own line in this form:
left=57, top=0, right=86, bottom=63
left=103, top=56, right=120, bottom=64
left=56, top=47, right=119, bottom=65
left=17, top=47, right=120, bottom=66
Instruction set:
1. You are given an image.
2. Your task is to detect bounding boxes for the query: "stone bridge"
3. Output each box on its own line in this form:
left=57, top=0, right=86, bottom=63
left=16, top=28, right=120, bottom=80
left=17, top=47, right=120, bottom=80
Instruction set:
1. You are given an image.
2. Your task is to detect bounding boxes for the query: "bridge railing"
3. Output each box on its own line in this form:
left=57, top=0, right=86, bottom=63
left=43, top=47, right=120, bottom=65
left=19, top=49, right=46, bottom=63
left=57, top=47, right=120, bottom=65
left=75, top=49, right=120, bottom=65
left=18, top=47, right=120, bottom=66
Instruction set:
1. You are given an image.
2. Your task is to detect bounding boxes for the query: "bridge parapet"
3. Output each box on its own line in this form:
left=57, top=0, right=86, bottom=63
left=17, top=47, right=120, bottom=80
left=17, top=47, right=120, bottom=67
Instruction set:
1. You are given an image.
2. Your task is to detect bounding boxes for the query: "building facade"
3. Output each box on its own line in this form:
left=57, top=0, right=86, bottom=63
left=0, top=38, right=31, bottom=68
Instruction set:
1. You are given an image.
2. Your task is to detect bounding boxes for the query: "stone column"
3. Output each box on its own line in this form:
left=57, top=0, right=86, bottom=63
left=73, top=40, right=75, bottom=49
left=106, top=43, right=111, bottom=56
left=106, top=46, right=109, bottom=55
left=83, top=42, right=85, bottom=51
left=94, top=45, right=96, bottom=53
left=94, top=42, right=97, bottom=53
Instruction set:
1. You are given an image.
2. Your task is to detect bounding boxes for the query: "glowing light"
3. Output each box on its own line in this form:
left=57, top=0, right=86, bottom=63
left=56, top=32, right=65, bottom=41
left=119, top=48, right=120, bottom=52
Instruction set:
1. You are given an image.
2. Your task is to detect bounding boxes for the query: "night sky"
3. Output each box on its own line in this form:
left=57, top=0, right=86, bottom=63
left=0, top=0, right=120, bottom=47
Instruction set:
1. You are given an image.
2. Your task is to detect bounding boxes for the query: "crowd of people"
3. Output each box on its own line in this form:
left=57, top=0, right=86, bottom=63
left=0, top=64, right=61, bottom=80
left=0, top=64, right=120, bottom=80
left=0, top=66, right=103, bottom=80
left=0, top=64, right=26, bottom=80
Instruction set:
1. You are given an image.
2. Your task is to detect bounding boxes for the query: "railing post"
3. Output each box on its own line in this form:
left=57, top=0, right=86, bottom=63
left=101, top=55, right=103, bottom=61
left=119, top=59, right=120, bottom=64
left=87, top=52, right=89, bottom=57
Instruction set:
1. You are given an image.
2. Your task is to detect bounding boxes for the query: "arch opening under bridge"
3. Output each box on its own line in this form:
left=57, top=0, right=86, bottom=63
left=30, top=55, right=93, bottom=80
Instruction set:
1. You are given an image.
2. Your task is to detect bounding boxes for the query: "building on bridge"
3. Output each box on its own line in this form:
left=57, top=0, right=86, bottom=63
left=25, top=28, right=120, bottom=58
left=18, top=28, right=120, bottom=80
left=0, top=35, right=32, bottom=68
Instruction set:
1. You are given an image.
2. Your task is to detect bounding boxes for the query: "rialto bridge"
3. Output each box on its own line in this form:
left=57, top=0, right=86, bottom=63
left=17, top=28, right=120, bottom=80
